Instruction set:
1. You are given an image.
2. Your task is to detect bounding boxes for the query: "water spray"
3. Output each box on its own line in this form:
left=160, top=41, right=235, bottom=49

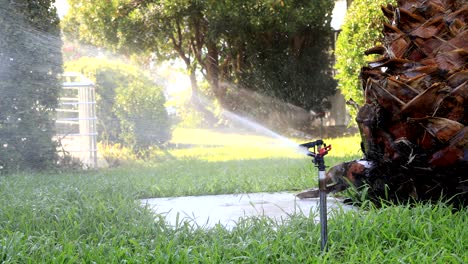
left=300, top=140, right=331, bottom=252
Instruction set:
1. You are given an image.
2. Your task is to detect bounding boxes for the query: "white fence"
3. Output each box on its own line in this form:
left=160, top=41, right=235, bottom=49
left=56, top=73, right=98, bottom=168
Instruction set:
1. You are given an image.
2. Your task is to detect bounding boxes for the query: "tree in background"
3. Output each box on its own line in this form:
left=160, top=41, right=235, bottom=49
left=0, top=0, right=63, bottom=173
left=334, top=0, right=396, bottom=119
left=65, top=57, right=171, bottom=150
left=63, top=0, right=336, bottom=118
left=63, top=0, right=220, bottom=125
left=218, top=0, right=336, bottom=114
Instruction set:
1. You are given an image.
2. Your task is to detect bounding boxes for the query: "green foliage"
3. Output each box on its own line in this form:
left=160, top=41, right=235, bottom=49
left=218, top=0, right=337, bottom=113
left=65, top=57, right=171, bottom=148
left=115, top=80, right=171, bottom=150
left=97, top=142, right=139, bottom=167
left=334, top=0, right=396, bottom=119
left=62, top=0, right=176, bottom=58
left=0, top=0, right=63, bottom=173
left=63, top=0, right=337, bottom=113
left=176, top=103, right=208, bottom=128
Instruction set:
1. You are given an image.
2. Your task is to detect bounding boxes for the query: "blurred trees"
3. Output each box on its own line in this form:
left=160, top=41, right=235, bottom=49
left=334, top=0, right=395, bottom=119
left=0, top=0, right=63, bottom=173
left=65, top=57, right=171, bottom=149
left=217, top=0, right=337, bottom=113
left=63, top=0, right=336, bottom=114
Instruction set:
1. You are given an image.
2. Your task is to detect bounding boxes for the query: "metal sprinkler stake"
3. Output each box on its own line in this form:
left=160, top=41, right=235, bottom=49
left=300, top=140, right=332, bottom=252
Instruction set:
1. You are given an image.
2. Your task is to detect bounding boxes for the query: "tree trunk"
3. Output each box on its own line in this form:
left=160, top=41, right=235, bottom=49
left=188, top=67, right=199, bottom=95
left=298, top=0, right=467, bottom=206
left=206, top=41, right=227, bottom=106
left=187, top=64, right=219, bottom=126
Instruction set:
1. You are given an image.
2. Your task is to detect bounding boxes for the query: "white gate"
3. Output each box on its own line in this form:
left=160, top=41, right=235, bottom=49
left=56, top=72, right=98, bottom=168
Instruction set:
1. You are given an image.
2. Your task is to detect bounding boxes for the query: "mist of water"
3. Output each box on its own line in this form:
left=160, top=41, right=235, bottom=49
left=186, top=91, right=310, bottom=156
left=220, top=110, right=310, bottom=155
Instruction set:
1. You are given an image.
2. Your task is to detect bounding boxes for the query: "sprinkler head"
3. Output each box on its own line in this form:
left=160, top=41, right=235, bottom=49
left=299, top=140, right=331, bottom=158
left=300, top=140, right=324, bottom=149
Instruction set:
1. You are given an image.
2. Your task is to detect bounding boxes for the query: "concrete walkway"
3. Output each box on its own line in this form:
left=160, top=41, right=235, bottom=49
left=141, top=192, right=355, bottom=229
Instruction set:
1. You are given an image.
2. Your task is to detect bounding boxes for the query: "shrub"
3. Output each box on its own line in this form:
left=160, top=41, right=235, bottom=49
left=65, top=57, right=171, bottom=149
left=114, top=80, right=171, bottom=150
left=334, top=0, right=396, bottom=119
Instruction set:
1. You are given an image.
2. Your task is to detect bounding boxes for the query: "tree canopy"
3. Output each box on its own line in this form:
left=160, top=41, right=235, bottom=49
left=63, top=0, right=336, bottom=114
left=0, top=0, right=63, bottom=173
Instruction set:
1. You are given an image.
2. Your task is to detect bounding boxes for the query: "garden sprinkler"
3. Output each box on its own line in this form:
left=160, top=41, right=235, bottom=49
left=300, top=140, right=332, bottom=252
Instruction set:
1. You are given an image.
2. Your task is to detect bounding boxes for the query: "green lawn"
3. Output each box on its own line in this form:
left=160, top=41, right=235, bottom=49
left=0, top=129, right=466, bottom=263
